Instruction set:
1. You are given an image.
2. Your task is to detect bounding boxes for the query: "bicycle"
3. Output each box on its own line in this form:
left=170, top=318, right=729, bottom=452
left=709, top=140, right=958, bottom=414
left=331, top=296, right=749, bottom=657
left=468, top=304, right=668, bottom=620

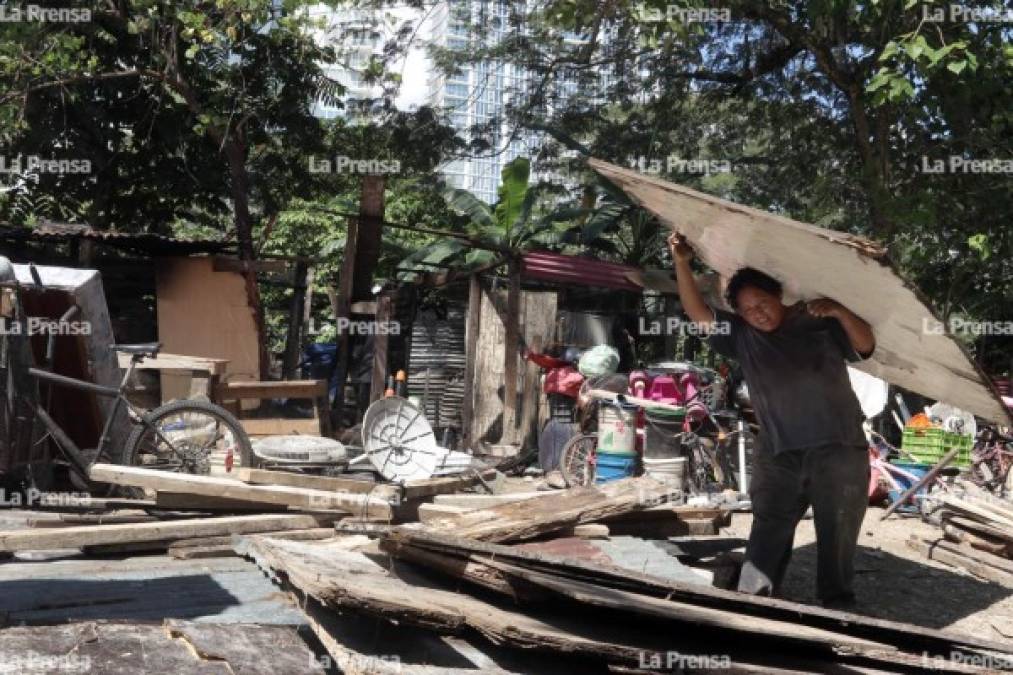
left=969, top=425, right=1013, bottom=496
left=0, top=263, right=253, bottom=494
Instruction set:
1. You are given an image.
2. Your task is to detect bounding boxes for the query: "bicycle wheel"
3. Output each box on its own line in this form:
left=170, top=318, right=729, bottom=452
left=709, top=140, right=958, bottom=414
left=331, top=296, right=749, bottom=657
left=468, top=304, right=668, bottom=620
left=120, top=399, right=254, bottom=477
left=559, top=433, right=597, bottom=487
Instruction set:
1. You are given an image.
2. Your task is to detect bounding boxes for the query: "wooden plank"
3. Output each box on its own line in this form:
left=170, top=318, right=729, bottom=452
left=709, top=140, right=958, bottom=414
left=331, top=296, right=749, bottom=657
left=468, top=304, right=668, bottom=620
left=90, top=463, right=394, bottom=518
left=385, top=529, right=1013, bottom=657
left=420, top=477, right=677, bottom=542
left=589, top=158, right=1011, bottom=425
left=117, top=352, right=230, bottom=376
left=460, top=274, right=481, bottom=447
left=216, top=379, right=328, bottom=401
left=931, top=536, right=1013, bottom=573
left=242, top=418, right=322, bottom=436
left=433, top=492, right=544, bottom=508
left=170, top=544, right=236, bottom=559
left=0, top=513, right=333, bottom=552
left=908, top=537, right=1013, bottom=585
left=401, top=469, right=499, bottom=500
left=155, top=492, right=288, bottom=511
left=369, top=293, right=392, bottom=403
left=168, top=528, right=336, bottom=550
left=946, top=514, right=1013, bottom=544
left=237, top=467, right=401, bottom=500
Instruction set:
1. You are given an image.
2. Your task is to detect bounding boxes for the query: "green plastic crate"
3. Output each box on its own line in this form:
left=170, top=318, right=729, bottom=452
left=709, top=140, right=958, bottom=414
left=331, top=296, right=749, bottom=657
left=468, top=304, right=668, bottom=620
left=901, top=427, right=973, bottom=468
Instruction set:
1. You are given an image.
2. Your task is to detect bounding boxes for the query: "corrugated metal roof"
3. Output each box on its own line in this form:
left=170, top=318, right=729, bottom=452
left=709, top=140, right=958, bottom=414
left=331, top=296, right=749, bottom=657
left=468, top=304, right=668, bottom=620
left=0, top=221, right=233, bottom=255
left=521, top=251, right=643, bottom=292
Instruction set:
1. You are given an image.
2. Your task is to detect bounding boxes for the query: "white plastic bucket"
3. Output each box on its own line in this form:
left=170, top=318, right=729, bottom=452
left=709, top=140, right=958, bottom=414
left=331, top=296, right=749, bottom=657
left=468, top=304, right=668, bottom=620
left=597, top=402, right=638, bottom=456
left=643, top=456, right=687, bottom=487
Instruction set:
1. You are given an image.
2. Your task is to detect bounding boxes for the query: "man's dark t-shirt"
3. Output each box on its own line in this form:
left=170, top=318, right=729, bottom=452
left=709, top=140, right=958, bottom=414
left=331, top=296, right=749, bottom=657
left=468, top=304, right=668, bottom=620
left=708, top=303, right=870, bottom=454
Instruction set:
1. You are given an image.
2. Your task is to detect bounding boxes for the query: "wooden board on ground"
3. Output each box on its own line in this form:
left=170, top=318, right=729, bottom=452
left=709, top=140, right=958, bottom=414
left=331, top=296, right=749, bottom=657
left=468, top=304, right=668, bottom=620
left=589, top=159, right=1011, bottom=425
left=0, top=620, right=326, bottom=675
left=237, top=468, right=401, bottom=500
left=90, top=463, right=393, bottom=518
left=0, top=513, right=334, bottom=553
left=384, top=528, right=1013, bottom=658
left=419, top=477, right=677, bottom=542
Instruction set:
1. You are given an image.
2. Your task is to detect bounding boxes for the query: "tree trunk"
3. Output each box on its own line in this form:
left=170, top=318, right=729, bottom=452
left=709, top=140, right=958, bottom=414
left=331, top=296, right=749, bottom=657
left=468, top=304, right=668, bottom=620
left=225, top=137, right=269, bottom=381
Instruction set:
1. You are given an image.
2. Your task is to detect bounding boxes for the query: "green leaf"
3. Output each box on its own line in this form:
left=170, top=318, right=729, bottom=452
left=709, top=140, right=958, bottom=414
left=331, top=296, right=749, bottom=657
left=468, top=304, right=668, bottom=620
left=968, top=234, right=991, bottom=260
left=443, top=188, right=495, bottom=228
left=947, top=60, right=966, bottom=75
left=493, top=157, right=530, bottom=236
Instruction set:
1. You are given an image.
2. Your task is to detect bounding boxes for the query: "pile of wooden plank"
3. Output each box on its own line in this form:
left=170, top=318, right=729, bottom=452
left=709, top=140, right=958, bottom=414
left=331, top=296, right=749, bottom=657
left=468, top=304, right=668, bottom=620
left=0, top=464, right=503, bottom=557
left=909, top=485, right=1013, bottom=585
left=234, top=486, right=1013, bottom=673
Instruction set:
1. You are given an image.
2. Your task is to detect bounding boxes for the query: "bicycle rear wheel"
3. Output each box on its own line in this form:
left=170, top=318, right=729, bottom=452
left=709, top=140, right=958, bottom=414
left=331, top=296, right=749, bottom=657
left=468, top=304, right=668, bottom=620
left=120, top=399, right=254, bottom=479
left=559, top=433, right=597, bottom=487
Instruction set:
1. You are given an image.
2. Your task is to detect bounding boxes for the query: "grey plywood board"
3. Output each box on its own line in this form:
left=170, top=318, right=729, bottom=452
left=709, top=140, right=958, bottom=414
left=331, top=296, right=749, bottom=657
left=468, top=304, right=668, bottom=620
left=590, top=159, right=1010, bottom=424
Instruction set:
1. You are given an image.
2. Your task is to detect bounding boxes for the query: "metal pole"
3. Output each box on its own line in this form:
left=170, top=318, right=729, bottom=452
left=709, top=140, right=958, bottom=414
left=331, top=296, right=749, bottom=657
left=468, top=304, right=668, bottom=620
left=737, top=419, right=747, bottom=493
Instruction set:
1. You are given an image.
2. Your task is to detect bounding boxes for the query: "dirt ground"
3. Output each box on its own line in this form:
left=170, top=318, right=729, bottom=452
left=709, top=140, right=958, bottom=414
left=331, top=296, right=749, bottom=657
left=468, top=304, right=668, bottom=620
left=722, top=507, right=1013, bottom=643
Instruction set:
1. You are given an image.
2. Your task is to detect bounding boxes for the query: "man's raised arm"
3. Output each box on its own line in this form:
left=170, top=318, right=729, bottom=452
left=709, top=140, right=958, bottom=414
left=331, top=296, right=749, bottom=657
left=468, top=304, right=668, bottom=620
left=668, top=232, right=717, bottom=331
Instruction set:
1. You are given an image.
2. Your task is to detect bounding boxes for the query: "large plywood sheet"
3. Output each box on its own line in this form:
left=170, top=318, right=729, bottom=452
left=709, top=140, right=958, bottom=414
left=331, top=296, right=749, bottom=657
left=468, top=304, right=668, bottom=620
left=156, top=257, right=259, bottom=386
left=469, top=289, right=558, bottom=445
left=590, top=158, right=1010, bottom=424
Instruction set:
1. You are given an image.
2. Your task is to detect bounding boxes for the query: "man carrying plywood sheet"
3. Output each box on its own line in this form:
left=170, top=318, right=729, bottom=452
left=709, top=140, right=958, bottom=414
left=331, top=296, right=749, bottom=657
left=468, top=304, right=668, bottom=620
left=671, top=233, right=875, bottom=610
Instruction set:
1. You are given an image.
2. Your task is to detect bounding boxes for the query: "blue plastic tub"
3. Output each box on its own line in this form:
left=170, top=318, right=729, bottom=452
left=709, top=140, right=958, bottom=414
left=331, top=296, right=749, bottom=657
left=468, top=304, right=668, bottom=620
left=595, top=452, right=638, bottom=483
left=887, top=461, right=931, bottom=512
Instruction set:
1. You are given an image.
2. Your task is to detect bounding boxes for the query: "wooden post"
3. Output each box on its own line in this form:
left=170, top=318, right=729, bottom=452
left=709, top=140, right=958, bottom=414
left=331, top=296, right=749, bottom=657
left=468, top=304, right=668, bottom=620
left=282, top=260, right=308, bottom=380
left=331, top=177, right=386, bottom=427
left=369, top=292, right=393, bottom=403
left=502, top=259, right=521, bottom=443
left=461, top=274, right=482, bottom=447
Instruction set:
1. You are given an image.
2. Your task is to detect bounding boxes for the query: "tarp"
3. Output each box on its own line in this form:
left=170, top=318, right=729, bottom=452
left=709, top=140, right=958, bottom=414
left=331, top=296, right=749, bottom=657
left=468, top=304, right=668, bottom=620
left=590, top=158, right=1011, bottom=425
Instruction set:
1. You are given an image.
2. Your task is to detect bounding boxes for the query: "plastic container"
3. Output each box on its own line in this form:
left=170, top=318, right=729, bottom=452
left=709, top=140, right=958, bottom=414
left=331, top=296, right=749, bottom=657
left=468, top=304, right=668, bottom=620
left=597, top=402, right=638, bottom=456
left=643, top=406, right=686, bottom=459
left=595, top=452, right=638, bottom=483
left=648, top=375, right=680, bottom=405
left=901, top=427, right=973, bottom=467
left=643, top=456, right=687, bottom=488
left=887, top=461, right=932, bottom=512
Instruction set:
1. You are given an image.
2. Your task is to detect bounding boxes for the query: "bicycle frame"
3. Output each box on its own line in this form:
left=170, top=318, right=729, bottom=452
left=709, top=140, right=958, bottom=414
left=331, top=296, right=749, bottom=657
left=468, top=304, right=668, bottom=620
left=27, top=359, right=140, bottom=476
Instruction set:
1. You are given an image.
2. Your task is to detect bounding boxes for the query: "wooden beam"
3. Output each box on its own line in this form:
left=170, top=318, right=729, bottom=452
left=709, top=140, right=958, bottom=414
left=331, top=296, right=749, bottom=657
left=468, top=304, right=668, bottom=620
left=154, top=492, right=286, bottom=511
left=89, top=463, right=394, bottom=518
left=117, top=352, right=230, bottom=376
left=420, top=477, right=677, bottom=543
left=237, top=468, right=401, bottom=500
left=501, top=260, right=521, bottom=443
left=242, top=418, right=321, bottom=436
left=283, top=260, right=309, bottom=380
left=460, top=274, right=481, bottom=447
left=370, top=293, right=392, bottom=403
left=0, top=513, right=331, bottom=553
left=215, top=379, right=328, bottom=401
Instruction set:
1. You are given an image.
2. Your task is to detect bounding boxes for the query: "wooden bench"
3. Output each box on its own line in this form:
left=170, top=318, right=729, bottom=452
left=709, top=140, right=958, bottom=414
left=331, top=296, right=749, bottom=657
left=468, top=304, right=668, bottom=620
left=214, top=380, right=331, bottom=438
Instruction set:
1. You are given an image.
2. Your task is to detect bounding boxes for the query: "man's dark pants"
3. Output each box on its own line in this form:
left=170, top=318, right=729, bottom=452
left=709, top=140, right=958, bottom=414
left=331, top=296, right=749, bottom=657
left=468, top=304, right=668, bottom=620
left=737, top=444, right=870, bottom=604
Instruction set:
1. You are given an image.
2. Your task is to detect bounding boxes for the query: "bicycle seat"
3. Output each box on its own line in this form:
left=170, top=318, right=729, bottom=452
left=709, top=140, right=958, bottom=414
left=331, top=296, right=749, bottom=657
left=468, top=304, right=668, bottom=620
left=110, top=342, right=162, bottom=357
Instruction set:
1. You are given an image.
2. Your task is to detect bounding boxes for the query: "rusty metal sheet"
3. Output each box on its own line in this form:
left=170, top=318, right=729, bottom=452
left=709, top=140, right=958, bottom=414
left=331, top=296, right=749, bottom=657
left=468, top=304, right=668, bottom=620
left=590, top=158, right=1010, bottom=424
